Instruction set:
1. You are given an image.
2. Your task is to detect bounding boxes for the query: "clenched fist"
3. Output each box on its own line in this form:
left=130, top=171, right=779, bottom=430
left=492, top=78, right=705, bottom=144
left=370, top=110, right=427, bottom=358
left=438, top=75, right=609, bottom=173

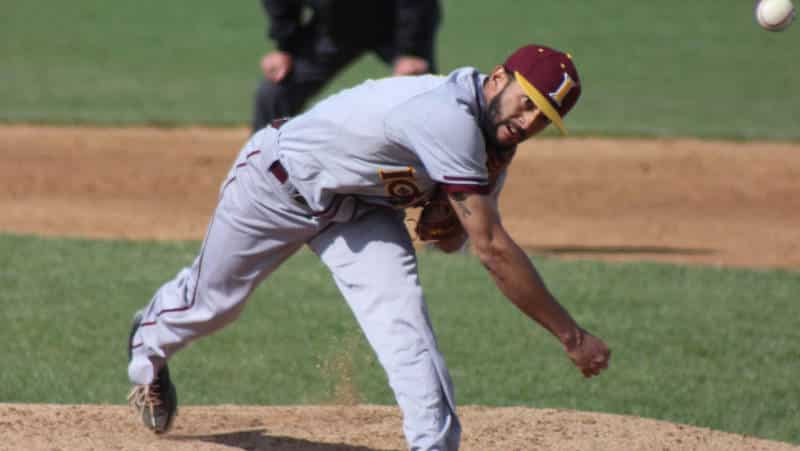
left=563, top=328, right=611, bottom=378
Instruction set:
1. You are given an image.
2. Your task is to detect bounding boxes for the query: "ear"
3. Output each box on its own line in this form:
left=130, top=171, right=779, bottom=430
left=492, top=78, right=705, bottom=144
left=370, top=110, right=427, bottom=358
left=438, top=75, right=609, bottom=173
left=484, top=65, right=511, bottom=100
left=489, top=65, right=510, bottom=83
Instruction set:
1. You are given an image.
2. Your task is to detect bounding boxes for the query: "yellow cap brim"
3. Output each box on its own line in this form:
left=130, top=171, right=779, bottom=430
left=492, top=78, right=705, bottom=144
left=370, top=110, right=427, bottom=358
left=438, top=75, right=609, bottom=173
left=514, top=71, right=567, bottom=135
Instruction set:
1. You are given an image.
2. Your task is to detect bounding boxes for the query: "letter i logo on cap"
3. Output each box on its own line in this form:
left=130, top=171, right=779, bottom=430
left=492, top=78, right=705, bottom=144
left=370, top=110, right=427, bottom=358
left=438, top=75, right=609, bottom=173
left=549, top=73, right=577, bottom=107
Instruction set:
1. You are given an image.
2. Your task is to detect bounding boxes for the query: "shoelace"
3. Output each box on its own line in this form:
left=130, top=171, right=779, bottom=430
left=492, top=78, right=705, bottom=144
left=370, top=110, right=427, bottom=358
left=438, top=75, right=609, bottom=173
left=127, top=384, right=163, bottom=428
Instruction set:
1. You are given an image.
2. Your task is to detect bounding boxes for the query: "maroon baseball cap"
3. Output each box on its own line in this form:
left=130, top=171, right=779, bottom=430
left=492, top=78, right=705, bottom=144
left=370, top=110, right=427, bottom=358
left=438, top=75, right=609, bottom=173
left=503, top=45, right=581, bottom=135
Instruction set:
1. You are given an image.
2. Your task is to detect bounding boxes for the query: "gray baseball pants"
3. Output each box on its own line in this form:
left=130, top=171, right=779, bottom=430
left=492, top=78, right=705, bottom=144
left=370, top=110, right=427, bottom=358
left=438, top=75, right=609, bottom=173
left=127, top=128, right=461, bottom=450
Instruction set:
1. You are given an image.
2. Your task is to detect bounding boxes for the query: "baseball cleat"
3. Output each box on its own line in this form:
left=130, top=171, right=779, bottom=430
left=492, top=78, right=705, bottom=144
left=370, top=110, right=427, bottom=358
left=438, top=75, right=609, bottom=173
left=126, top=311, right=178, bottom=434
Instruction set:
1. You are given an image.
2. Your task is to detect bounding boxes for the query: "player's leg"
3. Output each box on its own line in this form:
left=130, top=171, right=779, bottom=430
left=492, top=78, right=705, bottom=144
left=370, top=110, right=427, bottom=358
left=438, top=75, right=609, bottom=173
left=251, top=32, right=364, bottom=132
left=308, top=209, right=461, bottom=451
left=252, top=77, right=321, bottom=133
left=128, top=134, right=319, bottom=386
left=373, top=32, right=438, bottom=75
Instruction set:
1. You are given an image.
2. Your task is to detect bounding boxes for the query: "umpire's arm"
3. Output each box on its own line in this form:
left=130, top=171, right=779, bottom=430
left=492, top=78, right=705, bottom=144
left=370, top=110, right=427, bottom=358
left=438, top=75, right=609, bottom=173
left=447, top=190, right=610, bottom=378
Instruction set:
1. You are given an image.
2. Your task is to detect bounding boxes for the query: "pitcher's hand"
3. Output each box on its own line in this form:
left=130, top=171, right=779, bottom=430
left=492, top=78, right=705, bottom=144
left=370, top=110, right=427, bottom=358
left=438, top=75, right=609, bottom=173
left=564, top=328, right=611, bottom=378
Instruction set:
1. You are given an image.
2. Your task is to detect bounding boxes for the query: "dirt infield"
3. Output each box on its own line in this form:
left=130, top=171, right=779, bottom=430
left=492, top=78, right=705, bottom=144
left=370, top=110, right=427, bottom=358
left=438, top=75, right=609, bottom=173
left=2, top=125, right=799, bottom=450
left=3, top=125, right=799, bottom=268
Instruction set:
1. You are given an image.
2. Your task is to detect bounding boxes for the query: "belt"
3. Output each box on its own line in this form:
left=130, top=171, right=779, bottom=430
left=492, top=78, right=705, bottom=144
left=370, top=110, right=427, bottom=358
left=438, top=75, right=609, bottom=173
left=269, top=160, right=309, bottom=207
left=267, top=117, right=308, bottom=207
left=269, top=160, right=288, bottom=184
left=270, top=117, right=290, bottom=130
left=267, top=116, right=290, bottom=183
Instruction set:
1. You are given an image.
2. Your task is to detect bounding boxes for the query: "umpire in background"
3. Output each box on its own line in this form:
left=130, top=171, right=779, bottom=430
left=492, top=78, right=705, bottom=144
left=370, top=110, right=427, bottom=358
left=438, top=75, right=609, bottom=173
left=252, top=0, right=441, bottom=133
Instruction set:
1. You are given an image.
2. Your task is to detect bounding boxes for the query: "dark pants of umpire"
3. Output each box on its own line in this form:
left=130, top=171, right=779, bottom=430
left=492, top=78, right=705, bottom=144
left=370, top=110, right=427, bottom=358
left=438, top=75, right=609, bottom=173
left=251, top=32, right=437, bottom=133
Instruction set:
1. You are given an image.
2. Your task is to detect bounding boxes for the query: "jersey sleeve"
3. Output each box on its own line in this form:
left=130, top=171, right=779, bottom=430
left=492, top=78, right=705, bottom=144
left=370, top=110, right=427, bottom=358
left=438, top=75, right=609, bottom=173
left=384, top=90, right=491, bottom=194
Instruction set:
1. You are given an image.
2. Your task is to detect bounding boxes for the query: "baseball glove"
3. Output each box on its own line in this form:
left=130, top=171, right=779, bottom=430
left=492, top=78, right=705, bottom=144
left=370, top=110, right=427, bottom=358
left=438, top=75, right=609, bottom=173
left=414, top=187, right=463, bottom=242
left=413, top=145, right=515, bottom=242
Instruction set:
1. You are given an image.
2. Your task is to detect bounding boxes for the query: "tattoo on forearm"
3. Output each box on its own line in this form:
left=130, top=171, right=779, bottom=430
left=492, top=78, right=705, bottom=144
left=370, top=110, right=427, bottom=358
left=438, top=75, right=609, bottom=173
left=454, top=199, right=471, bottom=217
left=449, top=192, right=472, bottom=216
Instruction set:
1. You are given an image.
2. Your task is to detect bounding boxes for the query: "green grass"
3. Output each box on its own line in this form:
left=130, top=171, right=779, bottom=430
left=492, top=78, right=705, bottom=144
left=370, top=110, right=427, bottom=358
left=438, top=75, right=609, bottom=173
left=1, top=0, right=798, bottom=139
left=1, top=233, right=798, bottom=444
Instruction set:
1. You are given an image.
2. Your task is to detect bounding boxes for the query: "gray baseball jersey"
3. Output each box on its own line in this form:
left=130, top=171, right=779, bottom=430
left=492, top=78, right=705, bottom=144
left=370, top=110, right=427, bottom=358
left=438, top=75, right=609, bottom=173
left=268, top=67, right=494, bottom=215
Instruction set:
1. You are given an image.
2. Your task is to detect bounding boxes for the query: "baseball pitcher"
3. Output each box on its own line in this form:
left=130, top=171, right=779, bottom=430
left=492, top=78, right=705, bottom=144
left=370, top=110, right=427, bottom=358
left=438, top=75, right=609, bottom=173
left=126, top=44, right=611, bottom=450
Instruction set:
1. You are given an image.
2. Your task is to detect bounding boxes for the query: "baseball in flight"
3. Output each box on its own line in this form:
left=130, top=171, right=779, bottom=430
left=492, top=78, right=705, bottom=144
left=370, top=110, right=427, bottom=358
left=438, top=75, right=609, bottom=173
left=755, top=0, right=796, bottom=31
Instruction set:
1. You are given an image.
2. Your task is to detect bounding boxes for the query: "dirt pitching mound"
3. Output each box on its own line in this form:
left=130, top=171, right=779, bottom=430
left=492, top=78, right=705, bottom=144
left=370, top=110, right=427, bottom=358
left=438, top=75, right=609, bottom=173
left=2, top=404, right=798, bottom=451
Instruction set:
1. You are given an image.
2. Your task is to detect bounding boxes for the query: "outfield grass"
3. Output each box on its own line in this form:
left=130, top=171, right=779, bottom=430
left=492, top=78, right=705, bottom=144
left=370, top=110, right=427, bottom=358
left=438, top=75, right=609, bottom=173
left=1, top=233, right=798, bottom=443
left=1, top=0, right=798, bottom=139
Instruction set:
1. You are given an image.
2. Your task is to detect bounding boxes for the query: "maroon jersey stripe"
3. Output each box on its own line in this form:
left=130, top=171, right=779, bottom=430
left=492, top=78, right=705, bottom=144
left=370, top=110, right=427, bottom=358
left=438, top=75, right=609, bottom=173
left=443, top=175, right=488, bottom=183
left=441, top=183, right=491, bottom=195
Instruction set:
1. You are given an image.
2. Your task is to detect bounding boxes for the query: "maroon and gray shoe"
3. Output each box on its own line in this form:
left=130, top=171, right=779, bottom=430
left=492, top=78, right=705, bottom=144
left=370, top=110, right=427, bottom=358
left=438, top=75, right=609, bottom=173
left=126, top=310, right=178, bottom=434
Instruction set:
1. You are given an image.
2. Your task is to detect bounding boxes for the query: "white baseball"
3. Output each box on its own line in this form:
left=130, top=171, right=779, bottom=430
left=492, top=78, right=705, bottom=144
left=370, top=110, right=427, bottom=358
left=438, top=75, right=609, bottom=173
left=755, top=0, right=796, bottom=31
